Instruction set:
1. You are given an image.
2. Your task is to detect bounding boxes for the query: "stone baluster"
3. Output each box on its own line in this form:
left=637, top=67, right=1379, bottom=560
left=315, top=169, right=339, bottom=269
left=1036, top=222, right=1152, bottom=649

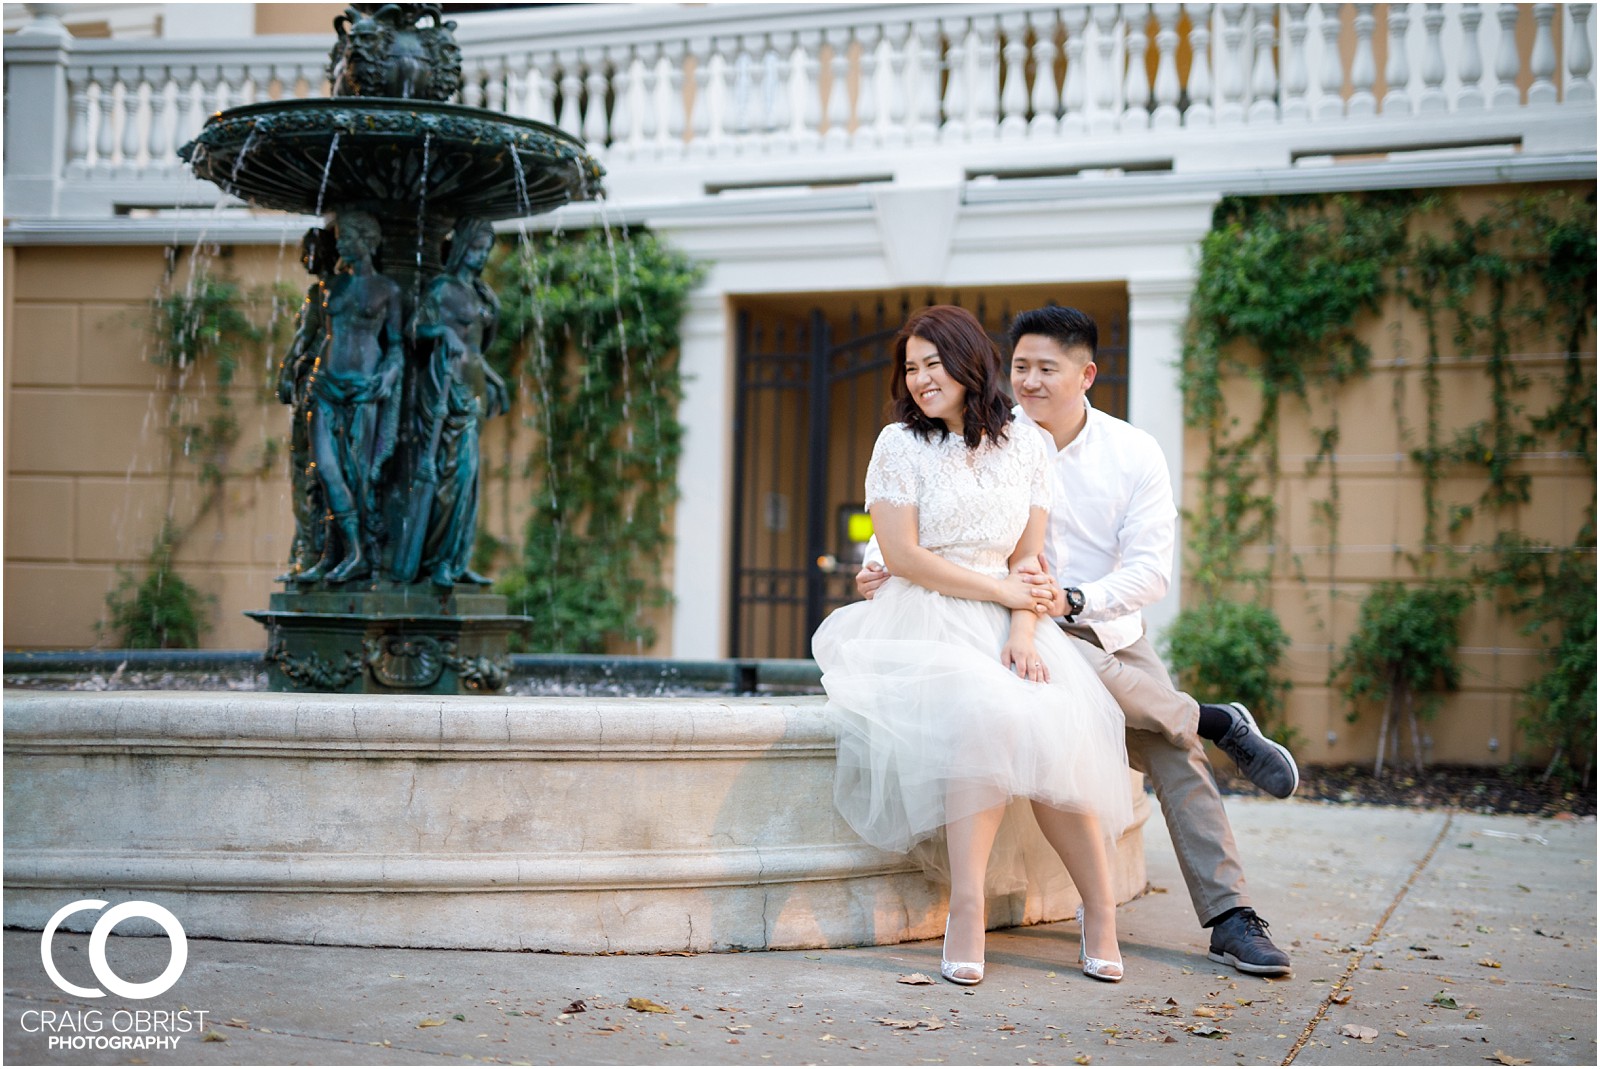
left=1088, top=5, right=1118, bottom=134
left=1418, top=4, right=1448, bottom=112
left=1315, top=2, right=1345, bottom=119
left=556, top=50, right=582, bottom=133
left=1150, top=4, right=1182, bottom=128
left=1528, top=3, right=1558, bottom=103
left=997, top=12, right=1029, bottom=138
left=606, top=45, right=634, bottom=158
left=1382, top=4, right=1412, bottom=117
left=300, top=59, right=324, bottom=98
left=483, top=57, right=506, bottom=116
left=664, top=41, right=688, bottom=156
left=146, top=66, right=170, bottom=174
left=92, top=69, right=117, bottom=175
left=970, top=15, right=1000, bottom=140
left=1061, top=4, right=1091, bottom=134
left=248, top=62, right=273, bottom=105
left=1492, top=3, right=1522, bottom=107
left=1455, top=4, right=1485, bottom=108
left=506, top=52, right=531, bottom=118
left=117, top=68, right=143, bottom=175
left=856, top=24, right=882, bottom=149
left=704, top=37, right=731, bottom=156
left=460, top=57, right=483, bottom=107
left=795, top=30, right=823, bottom=151
left=725, top=35, right=753, bottom=152
left=214, top=65, right=239, bottom=115
left=1122, top=4, right=1152, bottom=129
left=1185, top=2, right=1215, bottom=125
left=1348, top=4, right=1378, bottom=117
left=823, top=27, right=850, bottom=149
left=1216, top=3, right=1247, bottom=124
left=907, top=20, right=942, bottom=144
left=170, top=66, right=199, bottom=150
left=1028, top=9, right=1062, bottom=136
left=1568, top=4, right=1596, bottom=104
left=1280, top=4, right=1310, bottom=122
left=768, top=32, right=794, bottom=153
left=1246, top=8, right=1278, bottom=122
left=638, top=43, right=664, bottom=157
left=66, top=69, right=92, bottom=178
left=531, top=52, right=559, bottom=125
left=582, top=49, right=608, bottom=146
left=881, top=22, right=909, bottom=148
left=942, top=16, right=970, bottom=141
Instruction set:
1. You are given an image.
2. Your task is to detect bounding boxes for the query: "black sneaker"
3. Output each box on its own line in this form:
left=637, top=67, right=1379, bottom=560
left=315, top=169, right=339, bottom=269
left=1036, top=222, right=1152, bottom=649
left=1208, top=909, right=1292, bottom=976
left=1206, top=701, right=1299, bottom=798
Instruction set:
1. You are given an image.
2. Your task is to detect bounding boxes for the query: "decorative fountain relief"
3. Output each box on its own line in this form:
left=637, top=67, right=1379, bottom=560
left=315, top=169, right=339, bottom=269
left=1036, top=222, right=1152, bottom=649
left=180, top=2, right=604, bottom=694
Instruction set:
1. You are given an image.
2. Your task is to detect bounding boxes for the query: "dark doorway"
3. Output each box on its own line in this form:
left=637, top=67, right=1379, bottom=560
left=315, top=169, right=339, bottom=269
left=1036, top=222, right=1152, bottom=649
left=729, top=287, right=1128, bottom=659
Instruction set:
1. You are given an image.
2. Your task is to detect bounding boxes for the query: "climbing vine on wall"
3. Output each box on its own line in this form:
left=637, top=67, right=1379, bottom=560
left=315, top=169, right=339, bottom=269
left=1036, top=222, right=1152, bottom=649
left=491, top=229, right=705, bottom=654
left=104, top=262, right=285, bottom=647
left=1179, top=186, right=1596, bottom=784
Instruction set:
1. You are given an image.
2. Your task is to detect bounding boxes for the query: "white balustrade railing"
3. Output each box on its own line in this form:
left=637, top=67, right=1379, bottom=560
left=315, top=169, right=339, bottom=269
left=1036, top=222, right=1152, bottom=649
left=4, top=2, right=1595, bottom=216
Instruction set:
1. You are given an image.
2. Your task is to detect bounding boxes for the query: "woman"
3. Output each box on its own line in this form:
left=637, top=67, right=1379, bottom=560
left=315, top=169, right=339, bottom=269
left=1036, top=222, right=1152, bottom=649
left=812, top=306, right=1132, bottom=985
left=408, top=216, right=508, bottom=588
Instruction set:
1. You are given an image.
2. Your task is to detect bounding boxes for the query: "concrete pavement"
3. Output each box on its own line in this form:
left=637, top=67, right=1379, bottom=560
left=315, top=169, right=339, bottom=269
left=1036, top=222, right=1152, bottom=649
left=5, top=797, right=1594, bottom=1066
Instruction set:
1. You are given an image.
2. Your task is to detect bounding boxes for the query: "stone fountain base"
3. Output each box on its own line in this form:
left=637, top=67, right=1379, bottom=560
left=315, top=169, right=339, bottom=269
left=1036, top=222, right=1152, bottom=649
left=247, top=585, right=528, bottom=695
left=2, top=692, right=1148, bottom=952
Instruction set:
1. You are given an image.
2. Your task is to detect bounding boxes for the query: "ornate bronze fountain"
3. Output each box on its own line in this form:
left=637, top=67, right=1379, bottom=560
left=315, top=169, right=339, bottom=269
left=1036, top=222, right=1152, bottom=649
left=181, top=3, right=604, bottom=693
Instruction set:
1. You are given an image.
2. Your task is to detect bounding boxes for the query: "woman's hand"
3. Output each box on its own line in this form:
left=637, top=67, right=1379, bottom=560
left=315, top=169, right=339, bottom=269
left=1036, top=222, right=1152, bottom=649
left=1001, top=632, right=1049, bottom=683
left=995, top=573, right=1055, bottom=614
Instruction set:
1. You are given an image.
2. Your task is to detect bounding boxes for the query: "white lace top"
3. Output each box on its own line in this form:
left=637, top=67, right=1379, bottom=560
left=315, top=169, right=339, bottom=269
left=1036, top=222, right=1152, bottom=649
left=864, top=421, right=1052, bottom=578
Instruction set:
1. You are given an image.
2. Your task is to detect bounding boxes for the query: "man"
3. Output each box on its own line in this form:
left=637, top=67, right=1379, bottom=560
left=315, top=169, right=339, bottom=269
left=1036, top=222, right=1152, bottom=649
left=856, top=305, right=1295, bottom=976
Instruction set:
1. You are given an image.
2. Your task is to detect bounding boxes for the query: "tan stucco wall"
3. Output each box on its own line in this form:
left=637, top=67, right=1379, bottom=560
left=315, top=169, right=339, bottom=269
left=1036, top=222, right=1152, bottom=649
left=1180, top=181, right=1596, bottom=770
left=2, top=240, right=674, bottom=654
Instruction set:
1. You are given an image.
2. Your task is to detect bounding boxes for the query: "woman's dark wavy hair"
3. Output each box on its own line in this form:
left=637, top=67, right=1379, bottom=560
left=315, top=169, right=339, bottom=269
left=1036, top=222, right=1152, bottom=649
left=890, top=305, right=1012, bottom=449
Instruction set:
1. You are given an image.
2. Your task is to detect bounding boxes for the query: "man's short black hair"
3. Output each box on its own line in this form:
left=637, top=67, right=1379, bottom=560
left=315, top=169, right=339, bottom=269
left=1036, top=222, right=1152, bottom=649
left=1007, top=305, right=1098, bottom=360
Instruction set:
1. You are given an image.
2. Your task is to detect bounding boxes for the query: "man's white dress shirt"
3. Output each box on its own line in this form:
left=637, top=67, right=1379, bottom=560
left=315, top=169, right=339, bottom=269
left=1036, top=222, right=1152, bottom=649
left=1012, top=401, right=1176, bottom=654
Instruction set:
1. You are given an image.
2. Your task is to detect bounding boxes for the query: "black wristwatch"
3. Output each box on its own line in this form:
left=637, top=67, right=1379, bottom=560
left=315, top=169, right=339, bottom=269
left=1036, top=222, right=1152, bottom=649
left=1063, top=586, right=1087, bottom=621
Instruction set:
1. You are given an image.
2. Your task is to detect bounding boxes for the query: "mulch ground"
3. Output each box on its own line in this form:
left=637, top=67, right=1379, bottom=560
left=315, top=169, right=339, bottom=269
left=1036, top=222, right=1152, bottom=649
left=1212, top=760, right=1596, bottom=818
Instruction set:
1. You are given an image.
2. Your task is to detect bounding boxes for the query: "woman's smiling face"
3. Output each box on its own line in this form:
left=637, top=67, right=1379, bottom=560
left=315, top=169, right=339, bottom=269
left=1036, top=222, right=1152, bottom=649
left=904, top=334, right=966, bottom=434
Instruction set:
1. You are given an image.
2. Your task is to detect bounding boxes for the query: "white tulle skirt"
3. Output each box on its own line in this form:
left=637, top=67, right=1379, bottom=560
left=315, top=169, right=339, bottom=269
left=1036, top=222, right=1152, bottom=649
left=813, top=577, right=1132, bottom=889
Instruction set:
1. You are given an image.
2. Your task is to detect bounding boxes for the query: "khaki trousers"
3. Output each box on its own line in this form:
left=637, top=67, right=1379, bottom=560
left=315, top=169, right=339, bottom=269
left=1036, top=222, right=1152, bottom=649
left=1062, top=623, right=1251, bottom=927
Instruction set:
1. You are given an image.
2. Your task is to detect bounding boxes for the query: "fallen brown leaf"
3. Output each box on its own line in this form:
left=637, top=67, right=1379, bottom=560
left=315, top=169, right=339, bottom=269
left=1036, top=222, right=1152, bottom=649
left=1477, top=959, right=1503, bottom=969
left=1330, top=989, right=1353, bottom=1005
left=418, top=1019, right=447, bottom=1028
left=896, top=972, right=936, bottom=985
left=1193, top=1006, right=1220, bottom=1019
left=562, top=999, right=587, bottom=1014
left=1187, top=1024, right=1230, bottom=1038
left=200, top=1031, right=228, bottom=1043
left=1492, top=1053, right=1532, bottom=1066
left=1074, top=1056, right=1092, bottom=1065
left=1466, top=1008, right=1484, bottom=1020
left=626, top=997, right=671, bottom=1014
left=1339, top=1024, right=1378, bottom=1042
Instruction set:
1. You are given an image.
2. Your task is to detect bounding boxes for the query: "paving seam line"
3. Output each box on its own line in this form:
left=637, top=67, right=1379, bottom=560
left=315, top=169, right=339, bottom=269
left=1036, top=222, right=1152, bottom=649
left=1280, top=809, right=1457, bottom=1066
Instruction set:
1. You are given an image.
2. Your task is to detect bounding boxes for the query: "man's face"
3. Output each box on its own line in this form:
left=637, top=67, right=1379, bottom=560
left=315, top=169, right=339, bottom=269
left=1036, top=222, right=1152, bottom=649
left=1010, top=334, right=1095, bottom=429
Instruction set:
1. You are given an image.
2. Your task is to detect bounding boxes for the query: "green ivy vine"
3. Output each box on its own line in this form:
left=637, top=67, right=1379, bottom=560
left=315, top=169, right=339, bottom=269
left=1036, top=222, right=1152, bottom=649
left=1178, top=186, right=1596, bottom=785
left=491, top=229, right=704, bottom=654
left=103, top=263, right=283, bottom=648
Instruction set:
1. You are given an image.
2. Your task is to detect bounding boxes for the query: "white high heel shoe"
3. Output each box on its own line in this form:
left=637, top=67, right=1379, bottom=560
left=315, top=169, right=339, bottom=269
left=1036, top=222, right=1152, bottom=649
left=1075, top=904, right=1124, bottom=983
left=940, top=918, right=985, bottom=986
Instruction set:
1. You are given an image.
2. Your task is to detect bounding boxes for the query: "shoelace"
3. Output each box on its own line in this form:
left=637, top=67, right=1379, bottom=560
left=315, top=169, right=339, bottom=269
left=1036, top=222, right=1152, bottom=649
left=1239, top=912, right=1272, bottom=939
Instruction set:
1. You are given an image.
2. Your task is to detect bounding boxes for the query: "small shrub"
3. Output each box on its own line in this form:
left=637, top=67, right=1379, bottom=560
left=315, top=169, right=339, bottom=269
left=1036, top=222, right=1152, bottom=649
left=101, top=525, right=213, bottom=649
left=1163, top=599, right=1294, bottom=743
left=1334, top=580, right=1471, bottom=775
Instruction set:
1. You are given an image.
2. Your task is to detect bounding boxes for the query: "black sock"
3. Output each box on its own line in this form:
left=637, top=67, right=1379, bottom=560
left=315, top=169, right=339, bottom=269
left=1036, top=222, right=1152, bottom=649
left=1197, top=703, right=1233, bottom=742
left=1205, top=906, right=1246, bottom=929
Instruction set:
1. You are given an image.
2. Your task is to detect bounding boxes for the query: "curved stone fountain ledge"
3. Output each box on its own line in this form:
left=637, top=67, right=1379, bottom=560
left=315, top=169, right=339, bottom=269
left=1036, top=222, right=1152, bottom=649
left=3, top=692, right=1148, bottom=952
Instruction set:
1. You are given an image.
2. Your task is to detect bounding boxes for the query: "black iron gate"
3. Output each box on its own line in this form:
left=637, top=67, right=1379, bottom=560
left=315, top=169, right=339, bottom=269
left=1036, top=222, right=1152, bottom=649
left=730, top=298, right=1127, bottom=660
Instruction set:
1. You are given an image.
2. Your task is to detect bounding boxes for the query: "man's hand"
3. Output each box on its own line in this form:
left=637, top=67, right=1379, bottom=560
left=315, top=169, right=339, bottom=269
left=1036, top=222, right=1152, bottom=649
left=855, top=561, right=891, bottom=600
left=1013, top=557, right=1067, bottom=617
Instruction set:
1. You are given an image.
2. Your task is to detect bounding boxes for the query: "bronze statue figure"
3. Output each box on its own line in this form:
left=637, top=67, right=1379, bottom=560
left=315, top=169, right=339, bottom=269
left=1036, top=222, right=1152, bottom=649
left=274, top=227, right=337, bottom=581
left=297, top=210, right=404, bottom=584
left=403, top=216, right=507, bottom=588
